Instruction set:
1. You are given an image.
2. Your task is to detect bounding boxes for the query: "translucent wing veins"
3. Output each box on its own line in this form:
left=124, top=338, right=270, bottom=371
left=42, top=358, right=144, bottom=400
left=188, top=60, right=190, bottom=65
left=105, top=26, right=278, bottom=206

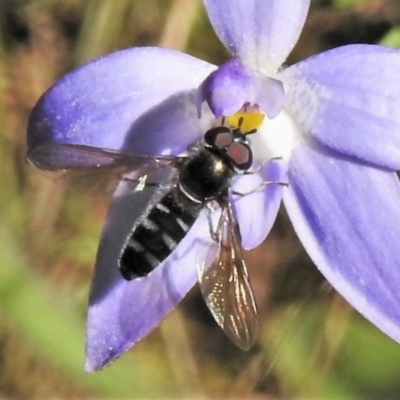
left=28, top=142, right=184, bottom=195
left=197, top=204, right=258, bottom=350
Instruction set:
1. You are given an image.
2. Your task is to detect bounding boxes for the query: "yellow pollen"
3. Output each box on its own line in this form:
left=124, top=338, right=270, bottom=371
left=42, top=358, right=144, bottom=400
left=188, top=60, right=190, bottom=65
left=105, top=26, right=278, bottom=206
left=225, top=111, right=265, bottom=133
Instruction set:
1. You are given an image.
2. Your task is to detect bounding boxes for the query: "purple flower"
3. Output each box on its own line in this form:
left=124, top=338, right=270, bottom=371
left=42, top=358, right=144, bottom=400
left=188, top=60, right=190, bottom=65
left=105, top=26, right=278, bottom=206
left=26, top=0, right=400, bottom=372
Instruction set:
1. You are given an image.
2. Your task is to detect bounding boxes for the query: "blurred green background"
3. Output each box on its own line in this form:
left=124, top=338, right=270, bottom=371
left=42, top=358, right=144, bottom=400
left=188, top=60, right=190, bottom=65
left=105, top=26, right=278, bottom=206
left=1, top=0, right=400, bottom=398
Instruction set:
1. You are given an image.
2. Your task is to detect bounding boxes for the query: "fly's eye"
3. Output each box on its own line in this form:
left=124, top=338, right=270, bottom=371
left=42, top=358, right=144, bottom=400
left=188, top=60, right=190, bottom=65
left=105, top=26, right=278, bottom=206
left=214, top=132, right=233, bottom=149
left=226, top=142, right=252, bottom=171
left=204, top=126, right=232, bottom=149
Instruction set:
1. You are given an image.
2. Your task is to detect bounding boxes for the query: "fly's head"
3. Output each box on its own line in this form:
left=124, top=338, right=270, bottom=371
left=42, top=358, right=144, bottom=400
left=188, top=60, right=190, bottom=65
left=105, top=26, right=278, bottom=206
left=204, top=107, right=265, bottom=174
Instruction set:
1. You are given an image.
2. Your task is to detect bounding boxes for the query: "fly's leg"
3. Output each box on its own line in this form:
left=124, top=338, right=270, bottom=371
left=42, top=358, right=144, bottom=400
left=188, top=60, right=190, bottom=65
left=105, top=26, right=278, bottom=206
left=205, top=205, right=227, bottom=244
left=205, top=205, right=232, bottom=253
left=121, top=175, right=164, bottom=192
left=205, top=206, right=219, bottom=242
left=231, top=180, right=288, bottom=197
left=233, top=156, right=288, bottom=196
left=242, top=155, right=283, bottom=175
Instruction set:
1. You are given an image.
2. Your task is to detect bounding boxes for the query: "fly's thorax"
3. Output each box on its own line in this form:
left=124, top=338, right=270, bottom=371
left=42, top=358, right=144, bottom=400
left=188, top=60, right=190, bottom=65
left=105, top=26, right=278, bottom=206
left=178, top=149, right=232, bottom=203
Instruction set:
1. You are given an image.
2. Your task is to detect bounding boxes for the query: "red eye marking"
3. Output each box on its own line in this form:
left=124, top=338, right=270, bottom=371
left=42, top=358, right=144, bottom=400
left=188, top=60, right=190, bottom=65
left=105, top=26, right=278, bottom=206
left=227, top=142, right=252, bottom=170
left=214, top=132, right=233, bottom=149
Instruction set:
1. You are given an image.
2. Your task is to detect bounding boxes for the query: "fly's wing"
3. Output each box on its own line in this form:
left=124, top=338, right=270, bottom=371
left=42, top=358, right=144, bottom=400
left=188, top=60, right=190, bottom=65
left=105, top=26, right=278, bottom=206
left=197, top=205, right=258, bottom=350
left=28, top=143, right=183, bottom=195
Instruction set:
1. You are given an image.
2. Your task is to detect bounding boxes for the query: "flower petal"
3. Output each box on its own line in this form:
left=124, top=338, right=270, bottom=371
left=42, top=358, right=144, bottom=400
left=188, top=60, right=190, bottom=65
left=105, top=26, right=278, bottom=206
left=86, top=186, right=214, bottom=371
left=203, top=0, right=310, bottom=74
left=284, top=140, right=400, bottom=345
left=232, top=158, right=286, bottom=250
left=197, top=59, right=284, bottom=118
left=281, top=44, right=400, bottom=170
left=27, top=47, right=216, bottom=168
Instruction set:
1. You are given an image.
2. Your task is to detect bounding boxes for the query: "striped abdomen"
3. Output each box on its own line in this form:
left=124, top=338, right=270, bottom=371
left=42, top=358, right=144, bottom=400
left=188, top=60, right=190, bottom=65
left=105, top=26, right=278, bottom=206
left=119, top=191, right=201, bottom=280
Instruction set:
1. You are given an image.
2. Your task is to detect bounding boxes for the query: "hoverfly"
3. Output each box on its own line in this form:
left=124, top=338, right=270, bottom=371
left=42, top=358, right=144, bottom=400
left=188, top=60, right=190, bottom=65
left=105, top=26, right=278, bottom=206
left=28, top=114, right=263, bottom=350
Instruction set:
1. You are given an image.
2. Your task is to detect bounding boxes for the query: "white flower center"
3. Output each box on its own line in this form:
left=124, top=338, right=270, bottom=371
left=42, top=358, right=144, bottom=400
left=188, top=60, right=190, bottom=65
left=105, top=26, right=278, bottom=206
left=249, top=109, right=299, bottom=164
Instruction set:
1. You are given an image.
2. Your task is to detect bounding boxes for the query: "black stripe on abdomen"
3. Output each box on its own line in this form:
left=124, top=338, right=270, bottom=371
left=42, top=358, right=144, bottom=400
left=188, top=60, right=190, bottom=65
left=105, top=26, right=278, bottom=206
left=119, top=192, right=200, bottom=280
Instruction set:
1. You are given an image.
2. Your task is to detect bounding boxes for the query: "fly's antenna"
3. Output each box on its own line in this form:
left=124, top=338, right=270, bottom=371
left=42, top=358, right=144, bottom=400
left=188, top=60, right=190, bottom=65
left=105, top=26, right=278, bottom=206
left=226, top=110, right=264, bottom=140
left=231, top=118, right=257, bottom=141
left=244, top=128, right=257, bottom=135
left=238, top=117, right=257, bottom=136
